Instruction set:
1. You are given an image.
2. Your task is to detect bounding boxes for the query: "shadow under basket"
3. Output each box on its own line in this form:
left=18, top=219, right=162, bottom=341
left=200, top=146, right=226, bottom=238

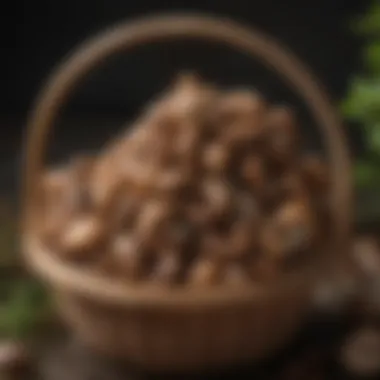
left=22, top=14, right=352, bottom=372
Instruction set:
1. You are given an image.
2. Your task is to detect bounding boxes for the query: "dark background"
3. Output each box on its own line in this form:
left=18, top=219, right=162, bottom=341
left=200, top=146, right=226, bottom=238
left=0, top=0, right=369, bottom=194
left=8, top=0, right=366, bottom=115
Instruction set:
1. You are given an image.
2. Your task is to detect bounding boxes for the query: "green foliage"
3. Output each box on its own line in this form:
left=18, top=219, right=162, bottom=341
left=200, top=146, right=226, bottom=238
left=343, top=1, right=380, bottom=189
left=0, top=200, right=51, bottom=340
left=353, top=1, right=380, bottom=36
left=0, top=201, right=18, bottom=268
left=0, top=278, right=51, bottom=340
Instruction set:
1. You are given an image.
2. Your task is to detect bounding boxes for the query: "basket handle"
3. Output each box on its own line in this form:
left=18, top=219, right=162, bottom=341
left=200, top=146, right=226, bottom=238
left=23, top=13, right=351, bottom=252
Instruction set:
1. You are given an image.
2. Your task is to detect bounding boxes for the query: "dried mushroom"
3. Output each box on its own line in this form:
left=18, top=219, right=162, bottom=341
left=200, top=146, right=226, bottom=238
left=36, top=74, right=330, bottom=286
left=265, top=106, right=298, bottom=165
left=58, top=215, right=106, bottom=261
left=340, top=326, right=380, bottom=378
left=188, top=258, right=222, bottom=286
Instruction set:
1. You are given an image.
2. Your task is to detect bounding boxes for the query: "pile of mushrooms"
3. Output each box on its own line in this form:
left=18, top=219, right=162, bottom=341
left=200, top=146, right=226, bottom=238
left=37, top=74, right=330, bottom=286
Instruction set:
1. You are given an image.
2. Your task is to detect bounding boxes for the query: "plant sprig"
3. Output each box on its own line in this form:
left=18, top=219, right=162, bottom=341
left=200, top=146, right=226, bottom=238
left=0, top=278, right=51, bottom=340
left=343, top=1, right=380, bottom=189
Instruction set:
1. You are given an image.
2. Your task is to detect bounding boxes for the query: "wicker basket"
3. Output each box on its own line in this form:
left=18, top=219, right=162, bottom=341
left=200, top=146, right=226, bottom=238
left=22, top=14, right=352, bottom=372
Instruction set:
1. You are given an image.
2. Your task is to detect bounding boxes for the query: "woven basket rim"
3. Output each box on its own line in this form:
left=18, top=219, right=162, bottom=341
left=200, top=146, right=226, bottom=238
left=23, top=233, right=317, bottom=309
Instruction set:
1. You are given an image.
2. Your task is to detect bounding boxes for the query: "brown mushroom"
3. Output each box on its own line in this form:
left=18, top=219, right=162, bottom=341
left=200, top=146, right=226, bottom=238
left=202, top=142, right=230, bottom=173
left=58, top=214, right=106, bottom=260
left=0, top=341, right=30, bottom=378
left=201, top=177, right=233, bottom=219
left=301, top=154, right=329, bottom=193
left=152, top=249, right=181, bottom=285
left=265, top=106, right=299, bottom=164
left=111, top=234, right=143, bottom=280
left=240, top=155, right=265, bottom=193
left=262, top=199, right=315, bottom=261
left=223, top=262, right=251, bottom=285
left=188, top=258, right=222, bottom=286
left=215, top=90, right=266, bottom=134
left=340, top=326, right=380, bottom=378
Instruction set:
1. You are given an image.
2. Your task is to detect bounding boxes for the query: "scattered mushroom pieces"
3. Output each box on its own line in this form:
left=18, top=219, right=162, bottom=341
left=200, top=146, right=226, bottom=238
left=340, top=326, right=380, bottom=378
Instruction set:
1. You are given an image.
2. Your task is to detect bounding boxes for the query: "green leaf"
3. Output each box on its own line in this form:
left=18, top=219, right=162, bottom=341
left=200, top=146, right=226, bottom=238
left=344, top=1, right=380, bottom=189
left=0, top=279, right=51, bottom=339
left=353, top=2, right=380, bottom=36
left=365, top=41, right=380, bottom=73
left=367, top=123, right=380, bottom=153
left=342, top=77, right=380, bottom=122
left=355, top=160, right=380, bottom=188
